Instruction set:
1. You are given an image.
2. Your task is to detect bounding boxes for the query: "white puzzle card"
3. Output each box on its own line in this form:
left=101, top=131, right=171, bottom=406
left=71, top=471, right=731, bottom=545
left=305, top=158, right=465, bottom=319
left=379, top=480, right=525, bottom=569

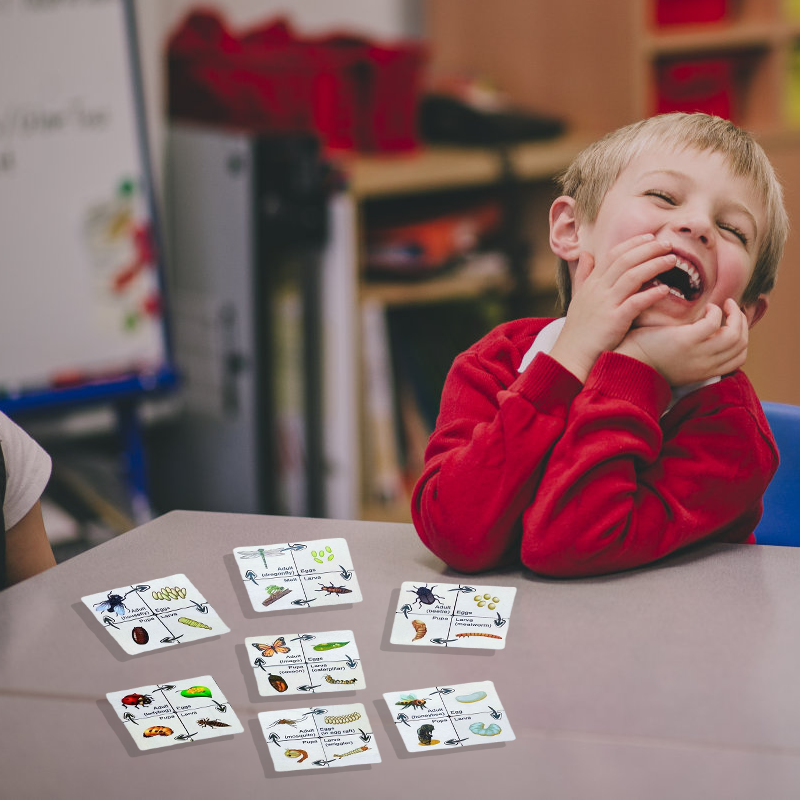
left=383, top=681, right=514, bottom=752
left=246, top=629, right=365, bottom=696
left=258, top=702, right=381, bottom=771
left=390, top=582, right=516, bottom=649
left=106, top=675, right=243, bottom=751
left=233, top=538, right=362, bottom=612
left=82, top=573, right=229, bottom=654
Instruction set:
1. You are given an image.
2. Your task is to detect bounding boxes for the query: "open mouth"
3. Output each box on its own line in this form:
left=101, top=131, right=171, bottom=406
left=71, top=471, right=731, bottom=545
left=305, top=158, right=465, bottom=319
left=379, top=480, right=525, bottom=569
left=653, top=257, right=702, bottom=301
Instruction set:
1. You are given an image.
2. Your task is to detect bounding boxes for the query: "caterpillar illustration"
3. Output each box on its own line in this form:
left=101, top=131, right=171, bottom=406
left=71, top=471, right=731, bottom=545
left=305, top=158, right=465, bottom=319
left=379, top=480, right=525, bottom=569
left=334, top=745, right=369, bottom=759
left=411, top=620, right=427, bottom=642
left=455, top=632, right=502, bottom=639
left=178, top=617, right=212, bottom=629
left=324, top=674, right=358, bottom=685
left=324, top=711, right=361, bottom=725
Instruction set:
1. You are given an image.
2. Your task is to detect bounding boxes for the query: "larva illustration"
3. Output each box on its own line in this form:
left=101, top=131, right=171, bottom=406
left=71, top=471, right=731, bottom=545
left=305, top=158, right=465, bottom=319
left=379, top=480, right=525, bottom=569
left=178, top=617, right=212, bottom=629
left=324, top=711, right=361, bottom=725
left=455, top=632, right=502, bottom=639
left=334, top=745, right=369, bottom=759
left=411, top=619, right=427, bottom=641
left=324, top=674, right=358, bottom=684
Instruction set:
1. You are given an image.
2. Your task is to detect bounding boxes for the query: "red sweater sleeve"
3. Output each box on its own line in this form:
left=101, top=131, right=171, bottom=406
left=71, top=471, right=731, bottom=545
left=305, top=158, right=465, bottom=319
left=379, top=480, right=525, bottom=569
left=412, top=321, right=778, bottom=578
left=520, top=351, right=778, bottom=577
left=411, top=320, right=583, bottom=573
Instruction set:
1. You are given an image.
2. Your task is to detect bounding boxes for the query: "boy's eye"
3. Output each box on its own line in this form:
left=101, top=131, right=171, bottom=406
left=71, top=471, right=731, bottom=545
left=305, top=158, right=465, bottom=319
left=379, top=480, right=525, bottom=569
left=719, top=222, right=749, bottom=246
left=644, top=189, right=676, bottom=204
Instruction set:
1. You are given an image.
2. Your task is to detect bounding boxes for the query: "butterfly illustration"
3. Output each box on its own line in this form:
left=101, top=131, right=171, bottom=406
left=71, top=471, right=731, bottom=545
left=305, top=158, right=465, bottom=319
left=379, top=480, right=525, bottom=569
left=252, top=637, right=291, bottom=658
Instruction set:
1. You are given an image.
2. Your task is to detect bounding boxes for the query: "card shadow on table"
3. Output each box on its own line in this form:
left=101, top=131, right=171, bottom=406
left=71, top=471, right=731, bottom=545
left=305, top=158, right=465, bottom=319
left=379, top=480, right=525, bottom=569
left=223, top=553, right=353, bottom=620
left=371, top=696, right=510, bottom=761
left=378, top=588, right=494, bottom=658
left=246, top=717, right=376, bottom=779
left=95, top=698, right=237, bottom=759
left=72, top=601, right=228, bottom=664
left=234, top=642, right=359, bottom=706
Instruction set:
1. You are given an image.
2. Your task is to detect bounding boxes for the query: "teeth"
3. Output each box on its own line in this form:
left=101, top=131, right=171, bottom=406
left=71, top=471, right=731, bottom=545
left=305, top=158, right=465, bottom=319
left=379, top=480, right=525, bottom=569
left=674, top=258, right=701, bottom=291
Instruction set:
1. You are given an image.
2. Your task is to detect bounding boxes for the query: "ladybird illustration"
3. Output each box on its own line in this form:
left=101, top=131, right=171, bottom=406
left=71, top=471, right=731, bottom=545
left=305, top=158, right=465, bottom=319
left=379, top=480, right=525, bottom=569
left=121, top=693, right=153, bottom=707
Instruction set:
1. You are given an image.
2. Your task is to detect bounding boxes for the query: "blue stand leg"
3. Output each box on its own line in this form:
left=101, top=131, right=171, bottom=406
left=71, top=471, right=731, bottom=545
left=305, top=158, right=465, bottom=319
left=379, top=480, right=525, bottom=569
left=116, top=400, right=152, bottom=524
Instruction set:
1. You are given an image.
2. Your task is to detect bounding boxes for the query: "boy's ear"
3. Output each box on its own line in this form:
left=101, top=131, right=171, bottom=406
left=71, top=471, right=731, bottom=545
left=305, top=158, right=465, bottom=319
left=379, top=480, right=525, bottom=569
left=549, top=196, right=582, bottom=261
left=743, top=294, right=769, bottom=329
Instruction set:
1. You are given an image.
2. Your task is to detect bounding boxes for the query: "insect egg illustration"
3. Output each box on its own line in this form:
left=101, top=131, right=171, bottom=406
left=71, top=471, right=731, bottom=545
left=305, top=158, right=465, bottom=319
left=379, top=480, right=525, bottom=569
left=312, top=641, right=349, bottom=651
left=180, top=685, right=212, bottom=698
left=474, top=593, right=501, bottom=609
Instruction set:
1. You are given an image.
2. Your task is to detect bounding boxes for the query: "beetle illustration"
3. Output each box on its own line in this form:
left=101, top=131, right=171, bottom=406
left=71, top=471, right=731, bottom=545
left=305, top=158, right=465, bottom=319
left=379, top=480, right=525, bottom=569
left=94, top=592, right=128, bottom=616
left=121, top=693, right=153, bottom=708
left=407, top=584, right=444, bottom=608
left=316, top=582, right=353, bottom=596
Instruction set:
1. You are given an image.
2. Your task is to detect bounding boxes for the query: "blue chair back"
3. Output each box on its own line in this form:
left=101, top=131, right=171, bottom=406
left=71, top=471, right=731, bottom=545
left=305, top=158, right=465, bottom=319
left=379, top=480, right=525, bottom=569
left=755, top=401, right=800, bottom=545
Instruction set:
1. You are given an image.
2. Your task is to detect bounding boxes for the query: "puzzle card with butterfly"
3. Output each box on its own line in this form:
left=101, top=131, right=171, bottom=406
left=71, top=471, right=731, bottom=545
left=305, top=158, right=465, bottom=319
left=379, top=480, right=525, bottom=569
left=233, top=538, right=362, bottom=613
left=390, top=581, right=516, bottom=650
left=258, top=702, right=381, bottom=771
left=383, top=680, right=515, bottom=753
left=107, top=674, right=243, bottom=751
left=246, top=629, right=365, bottom=696
left=81, top=573, right=229, bottom=655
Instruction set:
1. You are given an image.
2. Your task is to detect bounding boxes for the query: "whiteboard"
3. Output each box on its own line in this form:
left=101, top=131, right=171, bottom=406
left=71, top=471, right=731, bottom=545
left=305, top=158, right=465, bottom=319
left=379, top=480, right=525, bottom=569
left=0, top=0, right=170, bottom=400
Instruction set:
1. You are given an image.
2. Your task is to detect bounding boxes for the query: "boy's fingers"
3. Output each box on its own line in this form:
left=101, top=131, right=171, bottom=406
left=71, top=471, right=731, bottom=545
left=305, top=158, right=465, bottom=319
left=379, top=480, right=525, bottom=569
left=572, top=251, right=595, bottom=291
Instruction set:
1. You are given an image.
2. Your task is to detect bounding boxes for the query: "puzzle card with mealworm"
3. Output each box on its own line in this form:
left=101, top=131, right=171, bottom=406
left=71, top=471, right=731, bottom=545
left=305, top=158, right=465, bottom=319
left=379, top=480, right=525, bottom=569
left=81, top=573, right=229, bottom=655
left=246, top=629, right=365, bottom=697
left=258, top=702, right=381, bottom=771
left=383, top=681, right=515, bottom=753
left=233, top=538, right=362, bottom=613
left=107, top=675, right=243, bottom=751
left=390, top=581, right=516, bottom=650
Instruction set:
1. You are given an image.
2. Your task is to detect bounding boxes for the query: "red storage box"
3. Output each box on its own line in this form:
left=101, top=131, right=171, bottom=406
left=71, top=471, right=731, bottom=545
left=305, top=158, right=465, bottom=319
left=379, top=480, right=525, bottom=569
left=655, top=0, right=729, bottom=26
left=167, top=11, right=426, bottom=153
left=655, top=57, right=736, bottom=119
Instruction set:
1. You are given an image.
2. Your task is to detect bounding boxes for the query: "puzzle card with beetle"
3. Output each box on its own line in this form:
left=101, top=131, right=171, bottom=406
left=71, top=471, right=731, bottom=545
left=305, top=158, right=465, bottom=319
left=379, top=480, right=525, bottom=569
left=81, top=573, right=229, bottom=655
left=233, top=538, right=362, bottom=613
left=383, top=681, right=515, bottom=753
left=258, top=702, right=381, bottom=771
left=106, top=675, right=243, bottom=751
left=390, top=581, right=516, bottom=650
left=247, top=629, right=365, bottom=697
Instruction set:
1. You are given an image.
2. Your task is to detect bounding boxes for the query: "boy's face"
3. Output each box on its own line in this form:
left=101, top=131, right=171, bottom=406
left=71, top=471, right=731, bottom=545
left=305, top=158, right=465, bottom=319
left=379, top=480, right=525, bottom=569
left=576, top=146, right=766, bottom=328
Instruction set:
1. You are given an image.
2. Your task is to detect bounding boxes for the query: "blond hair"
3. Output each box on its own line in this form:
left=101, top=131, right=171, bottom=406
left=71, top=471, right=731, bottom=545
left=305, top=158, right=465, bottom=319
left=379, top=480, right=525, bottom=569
left=555, top=113, right=788, bottom=310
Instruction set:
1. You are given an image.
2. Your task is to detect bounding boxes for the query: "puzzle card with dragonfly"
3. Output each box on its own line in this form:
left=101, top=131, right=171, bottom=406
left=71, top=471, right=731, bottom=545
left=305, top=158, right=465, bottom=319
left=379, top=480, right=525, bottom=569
left=107, top=675, right=243, bottom=751
left=383, top=681, right=514, bottom=753
left=233, top=538, right=362, bottom=612
left=81, top=574, right=229, bottom=655
left=246, top=629, right=365, bottom=696
left=258, top=702, right=380, bottom=771
left=390, top=582, right=516, bottom=650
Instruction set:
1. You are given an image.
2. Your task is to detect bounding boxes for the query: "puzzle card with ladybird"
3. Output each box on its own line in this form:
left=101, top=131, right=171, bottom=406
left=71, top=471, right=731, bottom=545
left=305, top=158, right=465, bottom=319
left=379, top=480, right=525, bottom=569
left=233, top=537, right=362, bottom=612
left=390, top=581, right=516, bottom=650
left=247, top=629, right=365, bottom=697
left=258, top=702, right=381, bottom=771
left=107, top=675, right=243, bottom=751
left=81, top=573, right=229, bottom=654
left=383, top=681, right=515, bottom=753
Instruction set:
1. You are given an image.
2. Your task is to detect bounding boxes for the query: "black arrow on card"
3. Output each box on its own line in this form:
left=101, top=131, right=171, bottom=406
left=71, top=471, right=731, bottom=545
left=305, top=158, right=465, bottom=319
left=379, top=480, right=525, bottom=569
left=395, top=713, right=410, bottom=726
left=447, top=585, right=476, bottom=593
left=445, top=737, right=468, bottom=746
left=175, top=732, right=197, bottom=741
left=358, top=728, right=371, bottom=743
left=157, top=685, right=177, bottom=692
left=102, top=616, right=120, bottom=630
left=282, top=543, right=306, bottom=552
left=268, top=733, right=281, bottom=746
left=122, top=712, right=137, bottom=725
left=488, top=705, right=503, bottom=720
left=160, top=635, right=183, bottom=644
left=244, top=570, right=259, bottom=585
left=291, top=598, right=317, bottom=607
left=400, top=603, right=413, bottom=619
left=344, top=654, right=357, bottom=668
left=338, top=565, right=353, bottom=580
left=254, top=657, right=267, bottom=671
left=429, top=687, right=454, bottom=697
left=313, top=759, right=335, bottom=766
left=297, top=684, right=321, bottom=692
left=430, top=637, right=457, bottom=645
left=190, top=600, right=209, bottom=614
left=212, top=701, right=227, bottom=712
left=493, top=612, right=507, bottom=628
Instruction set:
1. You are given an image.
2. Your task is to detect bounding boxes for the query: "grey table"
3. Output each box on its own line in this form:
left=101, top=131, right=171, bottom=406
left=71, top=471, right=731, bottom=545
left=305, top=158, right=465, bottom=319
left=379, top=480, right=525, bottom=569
left=2, top=510, right=800, bottom=799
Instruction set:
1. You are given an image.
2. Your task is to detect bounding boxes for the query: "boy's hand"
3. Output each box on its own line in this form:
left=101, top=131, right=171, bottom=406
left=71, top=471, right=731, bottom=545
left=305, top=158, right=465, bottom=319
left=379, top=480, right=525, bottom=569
left=616, top=298, right=749, bottom=386
left=549, top=235, right=675, bottom=382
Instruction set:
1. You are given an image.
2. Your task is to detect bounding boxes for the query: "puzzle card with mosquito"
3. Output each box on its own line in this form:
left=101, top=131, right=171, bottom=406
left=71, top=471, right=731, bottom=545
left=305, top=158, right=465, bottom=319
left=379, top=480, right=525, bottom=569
left=233, top=538, right=362, bottom=613
left=246, top=629, right=365, bottom=697
left=81, top=573, right=229, bottom=655
left=383, top=681, right=515, bottom=754
left=390, top=581, right=516, bottom=650
left=106, top=675, right=243, bottom=751
left=258, top=702, right=380, bottom=771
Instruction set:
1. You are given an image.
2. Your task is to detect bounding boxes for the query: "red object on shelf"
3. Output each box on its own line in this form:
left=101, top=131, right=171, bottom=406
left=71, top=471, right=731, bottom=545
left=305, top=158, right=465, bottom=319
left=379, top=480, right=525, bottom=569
left=655, top=0, right=729, bottom=26
left=655, top=57, right=736, bottom=119
left=167, top=10, right=426, bottom=153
